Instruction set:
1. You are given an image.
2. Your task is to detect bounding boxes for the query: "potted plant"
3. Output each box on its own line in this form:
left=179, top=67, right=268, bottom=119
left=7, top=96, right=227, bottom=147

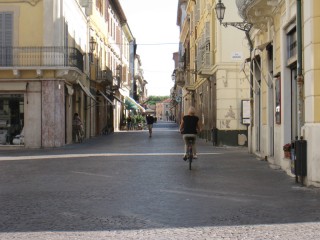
left=283, top=143, right=291, bottom=158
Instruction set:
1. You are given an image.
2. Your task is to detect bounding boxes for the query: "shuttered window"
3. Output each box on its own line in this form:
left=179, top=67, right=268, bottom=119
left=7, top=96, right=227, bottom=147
left=0, top=12, right=13, bottom=66
left=0, top=12, right=13, bottom=46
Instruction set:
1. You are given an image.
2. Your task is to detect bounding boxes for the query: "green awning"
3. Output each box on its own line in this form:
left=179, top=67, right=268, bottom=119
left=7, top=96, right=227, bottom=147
left=125, top=99, right=138, bottom=110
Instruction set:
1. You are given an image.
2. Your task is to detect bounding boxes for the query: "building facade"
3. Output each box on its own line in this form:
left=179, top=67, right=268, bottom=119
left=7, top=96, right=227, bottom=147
left=174, top=0, right=250, bottom=146
left=156, top=98, right=172, bottom=121
left=0, top=0, right=139, bottom=147
left=236, top=0, right=320, bottom=186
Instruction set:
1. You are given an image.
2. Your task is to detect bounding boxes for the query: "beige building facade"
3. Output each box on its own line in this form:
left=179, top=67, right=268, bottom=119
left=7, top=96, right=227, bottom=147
left=237, top=0, right=320, bottom=186
left=174, top=0, right=250, bottom=145
left=174, top=0, right=320, bottom=186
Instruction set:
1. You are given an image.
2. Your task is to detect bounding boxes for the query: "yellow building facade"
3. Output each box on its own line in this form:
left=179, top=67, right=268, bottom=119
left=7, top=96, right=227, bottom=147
left=0, top=0, right=135, bottom=148
left=0, top=0, right=88, bottom=147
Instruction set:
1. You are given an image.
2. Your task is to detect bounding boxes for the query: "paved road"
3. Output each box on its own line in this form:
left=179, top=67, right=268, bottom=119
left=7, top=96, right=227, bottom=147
left=0, top=121, right=320, bottom=239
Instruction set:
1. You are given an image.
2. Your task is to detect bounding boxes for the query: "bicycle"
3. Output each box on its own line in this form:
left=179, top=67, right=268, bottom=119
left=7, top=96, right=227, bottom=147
left=184, top=136, right=196, bottom=170
left=74, top=125, right=84, bottom=143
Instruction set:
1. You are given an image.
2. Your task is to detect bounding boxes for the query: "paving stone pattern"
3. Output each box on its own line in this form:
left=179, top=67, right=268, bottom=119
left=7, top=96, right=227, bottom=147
left=0, top=121, right=320, bottom=239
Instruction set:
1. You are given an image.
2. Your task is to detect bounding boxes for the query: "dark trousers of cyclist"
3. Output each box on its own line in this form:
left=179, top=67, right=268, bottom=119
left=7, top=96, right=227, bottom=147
left=72, top=125, right=81, bottom=142
left=182, top=134, right=197, bottom=155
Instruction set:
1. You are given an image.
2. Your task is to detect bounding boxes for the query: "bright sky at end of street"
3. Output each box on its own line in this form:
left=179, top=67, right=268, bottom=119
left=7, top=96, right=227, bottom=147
left=119, top=0, right=179, bottom=97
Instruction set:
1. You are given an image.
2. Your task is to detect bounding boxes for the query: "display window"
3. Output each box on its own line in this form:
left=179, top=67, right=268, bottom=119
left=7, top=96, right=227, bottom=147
left=0, top=94, right=24, bottom=145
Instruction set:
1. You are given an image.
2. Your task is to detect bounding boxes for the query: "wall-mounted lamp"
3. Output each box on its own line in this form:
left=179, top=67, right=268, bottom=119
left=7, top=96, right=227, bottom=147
left=171, top=70, right=176, bottom=81
left=215, top=0, right=252, bottom=32
left=111, top=64, right=121, bottom=91
left=89, top=37, right=97, bottom=63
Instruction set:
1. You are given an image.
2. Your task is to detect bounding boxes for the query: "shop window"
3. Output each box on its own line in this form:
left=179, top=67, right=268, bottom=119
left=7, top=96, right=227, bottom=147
left=0, top=94, right=24, bottom=145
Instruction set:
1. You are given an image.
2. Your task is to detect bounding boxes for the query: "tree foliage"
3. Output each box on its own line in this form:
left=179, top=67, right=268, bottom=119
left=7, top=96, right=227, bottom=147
left=145, top=96, right=169, bottom=106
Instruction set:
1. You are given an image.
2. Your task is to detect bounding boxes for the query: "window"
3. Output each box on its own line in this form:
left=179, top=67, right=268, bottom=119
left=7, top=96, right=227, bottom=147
left=105, top=0, right=109, bottom=22
left=0, top=12, right=13, bottom=66
left=287, top=27, right=297, bottom=61
left=96, top=0, right=103, bottom=14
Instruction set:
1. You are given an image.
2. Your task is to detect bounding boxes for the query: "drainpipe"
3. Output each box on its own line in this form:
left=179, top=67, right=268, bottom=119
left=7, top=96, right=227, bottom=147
left=296, top=0, right=303, bottom=139
left=245, top=31, right=254, bottom=153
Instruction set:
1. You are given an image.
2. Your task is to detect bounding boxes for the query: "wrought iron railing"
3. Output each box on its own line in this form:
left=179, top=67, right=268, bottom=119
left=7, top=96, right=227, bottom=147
left=0, top=46, right=84, bottom=71
left=96, top=66, right=113, bottom=84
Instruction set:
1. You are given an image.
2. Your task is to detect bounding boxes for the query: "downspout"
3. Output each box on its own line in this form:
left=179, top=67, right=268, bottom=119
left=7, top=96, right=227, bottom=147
left=245, top=31, right=254, bottom=153
left=296, top=0, right=303, bottom=139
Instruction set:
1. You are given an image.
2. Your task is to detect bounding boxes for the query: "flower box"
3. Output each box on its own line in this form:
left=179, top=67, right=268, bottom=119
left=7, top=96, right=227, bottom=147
left=283, top=143, right=292, bottom=159
left=284, top=151, right=291, bottom=159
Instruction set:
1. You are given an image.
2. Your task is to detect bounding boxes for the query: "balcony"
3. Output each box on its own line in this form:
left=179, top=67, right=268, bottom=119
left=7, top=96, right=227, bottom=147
left=175, top=69, right=186, bottom=87
left=0, top=46, right=84, bottom=82
left=96, top=66, right=113, bottom=85
left=197, top=41, right=211, bottom=77
left=236, top=0, right=279, bottom=31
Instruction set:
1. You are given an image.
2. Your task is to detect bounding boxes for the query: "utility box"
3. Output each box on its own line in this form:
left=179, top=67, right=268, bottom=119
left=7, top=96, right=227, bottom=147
left=295, top=140, right=307, bottom=177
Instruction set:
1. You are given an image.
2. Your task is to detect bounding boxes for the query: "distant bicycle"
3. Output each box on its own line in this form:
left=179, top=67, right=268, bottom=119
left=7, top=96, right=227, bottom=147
left=183, top=136, right=196, bottom=170
left=75, top=125, right=84, bottom=143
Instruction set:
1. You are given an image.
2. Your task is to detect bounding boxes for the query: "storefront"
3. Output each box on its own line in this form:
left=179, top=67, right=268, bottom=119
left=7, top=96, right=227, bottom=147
left=0, top=94, right=24, bottom=145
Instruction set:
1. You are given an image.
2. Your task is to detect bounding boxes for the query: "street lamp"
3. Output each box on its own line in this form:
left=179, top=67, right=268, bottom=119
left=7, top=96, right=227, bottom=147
left=89, top=37, right=96, bottom=63
left=214, top=0, right=252, bottom=32
left=171, top=70, right=176, bottom=81
left=111, top=64, right=121, bottom=91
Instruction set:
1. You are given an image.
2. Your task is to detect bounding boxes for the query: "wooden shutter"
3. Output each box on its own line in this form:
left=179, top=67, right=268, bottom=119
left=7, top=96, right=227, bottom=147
left=0, top=12, right=13, bottom=66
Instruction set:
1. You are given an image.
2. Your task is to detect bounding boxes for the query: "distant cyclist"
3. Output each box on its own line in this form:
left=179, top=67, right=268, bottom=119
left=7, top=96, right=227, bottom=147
left=179, top=106, right=201, bottom=159
left=72, top=113, right=83, bottom=143
left=146, top=114, right=155, bottom=137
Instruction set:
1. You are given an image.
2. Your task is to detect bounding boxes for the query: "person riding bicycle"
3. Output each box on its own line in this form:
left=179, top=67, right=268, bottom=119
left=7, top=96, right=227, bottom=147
left=146, top=114, right=155, bottom=137
left=72, top=113, right=83, bottom=143
left=179, top=106, right=201, bottom=160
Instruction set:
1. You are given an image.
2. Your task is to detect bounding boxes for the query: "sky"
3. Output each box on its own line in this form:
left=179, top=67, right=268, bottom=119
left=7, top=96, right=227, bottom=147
left=118, top=0, right=180, bottom=96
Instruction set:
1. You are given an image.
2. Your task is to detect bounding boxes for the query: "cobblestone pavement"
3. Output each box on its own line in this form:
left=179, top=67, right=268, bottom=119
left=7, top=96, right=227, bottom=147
left=0, top=121, right=320, bottom=239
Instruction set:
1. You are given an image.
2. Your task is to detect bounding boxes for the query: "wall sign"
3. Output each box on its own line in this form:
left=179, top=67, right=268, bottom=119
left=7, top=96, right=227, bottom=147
left=241, top=100, right=250, bottom=125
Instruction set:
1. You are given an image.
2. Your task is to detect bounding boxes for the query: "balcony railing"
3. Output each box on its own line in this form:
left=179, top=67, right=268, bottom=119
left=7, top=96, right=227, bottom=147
left=96, top=66, right=113, bottom=85
left=0, top=46, right=84, bottom=72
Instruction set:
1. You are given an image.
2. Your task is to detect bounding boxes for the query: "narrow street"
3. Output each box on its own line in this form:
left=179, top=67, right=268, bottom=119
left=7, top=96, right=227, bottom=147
left=0, top=121, right=320, bottom=239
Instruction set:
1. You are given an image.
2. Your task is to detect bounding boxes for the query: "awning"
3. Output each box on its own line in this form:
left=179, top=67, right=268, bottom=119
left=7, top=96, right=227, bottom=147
left=124, top=96, right=145, bottom=112
left=125, top=99, right=138, bottom=110
left=77, top=80, right=96, bottom=101
left=98, top=90, right=114, bottom=106
left=118, top=88, right=145, bottom=112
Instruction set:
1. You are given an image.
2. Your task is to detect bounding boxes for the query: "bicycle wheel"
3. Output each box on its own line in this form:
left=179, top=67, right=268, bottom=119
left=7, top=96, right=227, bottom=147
left=79, top=132, right=83, bottom=143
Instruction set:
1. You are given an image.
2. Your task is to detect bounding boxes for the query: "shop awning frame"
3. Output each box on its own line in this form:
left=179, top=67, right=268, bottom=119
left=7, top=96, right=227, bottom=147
left=113, top=94, right=125, bottom=104
left=98, top=90, right=115, bottom=106
left=77, top=80, right=96, bottom=101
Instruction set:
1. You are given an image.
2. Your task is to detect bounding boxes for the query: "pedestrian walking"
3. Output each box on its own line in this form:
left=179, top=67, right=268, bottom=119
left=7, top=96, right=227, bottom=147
left=146, top=114, right=154, bottom=137
left=126, top=115, right=132, bottom=131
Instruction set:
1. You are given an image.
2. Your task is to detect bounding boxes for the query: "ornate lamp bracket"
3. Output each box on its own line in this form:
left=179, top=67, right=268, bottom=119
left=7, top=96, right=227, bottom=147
left=221, top=21, right=253, bottom=32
